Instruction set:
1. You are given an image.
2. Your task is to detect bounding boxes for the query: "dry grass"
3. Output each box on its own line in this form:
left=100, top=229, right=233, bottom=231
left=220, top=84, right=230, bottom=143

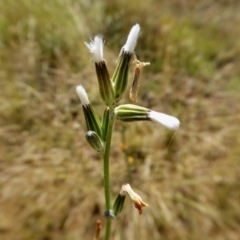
left=0, top=0, right=240, bottom=239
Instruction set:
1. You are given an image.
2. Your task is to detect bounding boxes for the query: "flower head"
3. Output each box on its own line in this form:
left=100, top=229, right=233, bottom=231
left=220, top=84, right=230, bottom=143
left=85, top=36, right=114, bottom=106
left=85, top=35, right=104, bottom=62
left=122, top=24, right=140, bottom=53
left=114, top=104, right=180, bottom=130
left=76, top=85, right=89, bottom=106
left=112, top=24, right=141, bottom=102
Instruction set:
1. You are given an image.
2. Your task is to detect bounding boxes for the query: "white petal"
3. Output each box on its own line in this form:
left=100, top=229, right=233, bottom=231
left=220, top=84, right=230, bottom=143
left=85, top=35, right=104, bottom=62
left=76, top=85, right=89, bottom=105
left=122, top=24, right=140, bottom=53
left=149, top=111, right=180, bottom=130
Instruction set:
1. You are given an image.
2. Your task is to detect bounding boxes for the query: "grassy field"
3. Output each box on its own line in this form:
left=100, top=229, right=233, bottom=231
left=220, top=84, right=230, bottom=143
left=1, top=0, right=240, bottom=239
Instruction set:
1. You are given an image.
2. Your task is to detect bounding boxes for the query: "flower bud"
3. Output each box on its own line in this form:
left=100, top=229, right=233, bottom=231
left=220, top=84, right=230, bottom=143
left=86, top=131, right=104, bottom=153
left=112, top=192, right=126, bottom=217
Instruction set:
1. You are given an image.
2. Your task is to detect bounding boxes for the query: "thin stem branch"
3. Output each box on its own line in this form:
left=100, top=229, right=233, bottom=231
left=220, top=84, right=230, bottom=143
left=103, top=112, right=114, bottom=240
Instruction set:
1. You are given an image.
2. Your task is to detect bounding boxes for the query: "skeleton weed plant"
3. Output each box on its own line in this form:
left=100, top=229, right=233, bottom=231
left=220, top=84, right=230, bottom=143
left=76, top=24, right=180, bottom=240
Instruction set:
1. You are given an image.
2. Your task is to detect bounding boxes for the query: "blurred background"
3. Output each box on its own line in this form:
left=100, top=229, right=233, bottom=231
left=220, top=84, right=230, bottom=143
left=0, top=0, right=240, bottom=239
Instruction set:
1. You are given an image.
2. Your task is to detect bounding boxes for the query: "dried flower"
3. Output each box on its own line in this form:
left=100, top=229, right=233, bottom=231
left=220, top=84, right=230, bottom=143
left=129, top=60, right=150, bottom=103
left=121, top=184, right=148, bottom=214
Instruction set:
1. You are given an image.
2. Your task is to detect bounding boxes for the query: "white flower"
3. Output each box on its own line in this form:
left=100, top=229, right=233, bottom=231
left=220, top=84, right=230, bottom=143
left=122, top=23, right=140, bottom=53
left=149, top=111, right=180, bottom=130
left=85, top=35, right=104, bottom=62
left=76, top=85, right=89, bottom=105
left=114, top=104, right=180, bottom=130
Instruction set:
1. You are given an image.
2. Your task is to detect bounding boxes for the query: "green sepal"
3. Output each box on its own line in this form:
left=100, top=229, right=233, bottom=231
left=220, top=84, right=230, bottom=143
left=85, top=131, right=104, bottom=153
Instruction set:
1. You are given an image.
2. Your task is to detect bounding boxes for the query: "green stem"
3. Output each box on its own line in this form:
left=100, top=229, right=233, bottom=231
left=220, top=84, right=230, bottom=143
left=104, top=219, right=112, bottom=240
left=103, top=113, right=114, bottom=240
